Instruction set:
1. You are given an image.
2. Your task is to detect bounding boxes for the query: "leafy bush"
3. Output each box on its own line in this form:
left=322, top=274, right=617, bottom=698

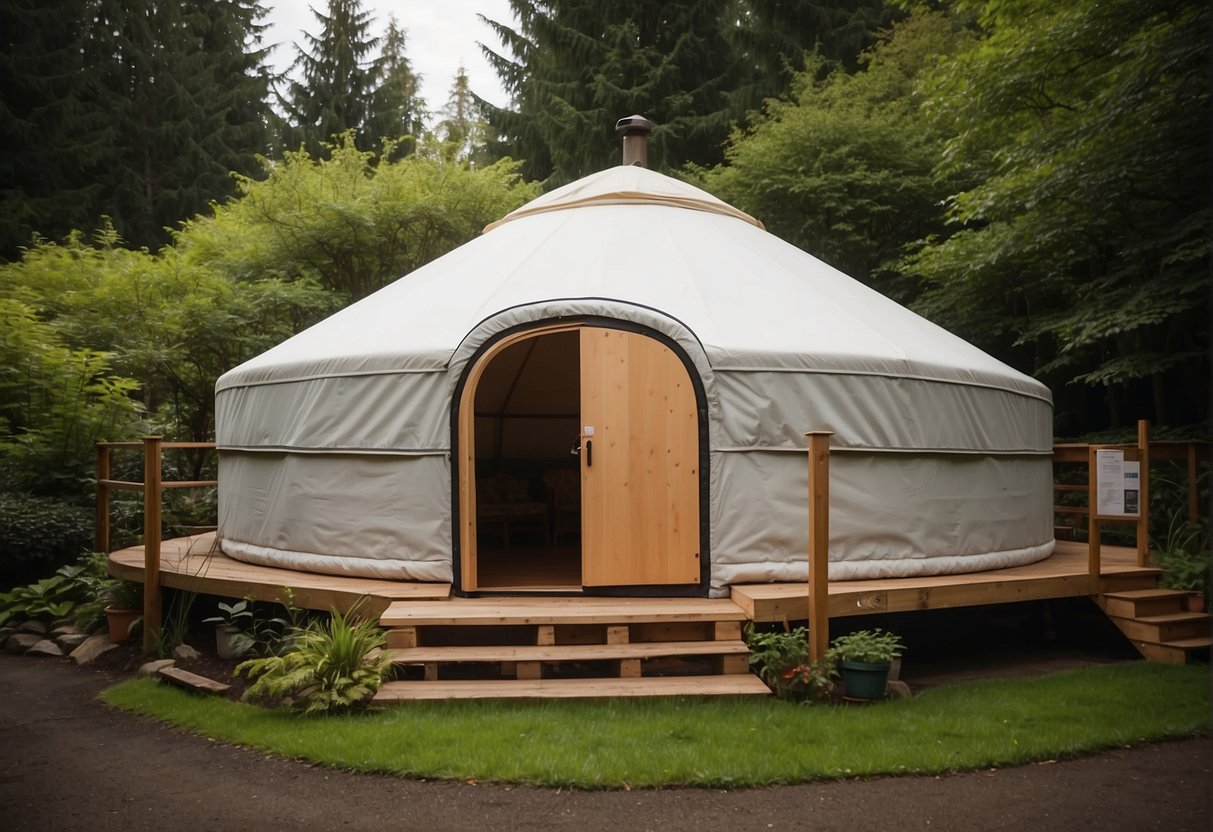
left=0, top=551, right=111, bottom=627
left=0, top=299, right=142, bottom=499
left=235, top=606, right=391, bottom=714
left=1152, top=513, right=1210, bottom=594
left=0, top=492, right=94, bottom=589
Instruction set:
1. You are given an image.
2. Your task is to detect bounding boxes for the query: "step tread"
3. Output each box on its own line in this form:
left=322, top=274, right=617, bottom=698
left=1101, top=588, right=1196, bottom=601
left=380, top=597, right=747, bottom=627
left=372, top=674, right=772, bottom=702
left=1129, top=611, right=1210, bottom=625
left=390, top=640, right=749, bottom=664
left=1156, top=636, right=1213, bottom=650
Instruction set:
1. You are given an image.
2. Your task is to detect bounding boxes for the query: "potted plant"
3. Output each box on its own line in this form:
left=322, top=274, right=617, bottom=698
left=203, top=599, right=256, bottom=659
left=828, top=628, right=904, bottom=700
left=102, top=580, right=142, bottom=644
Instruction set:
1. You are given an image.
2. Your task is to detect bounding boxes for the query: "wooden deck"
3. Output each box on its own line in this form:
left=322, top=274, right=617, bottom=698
left=107, top=533, right=450, bottom=619
left=110, top=535, right=1154, bottom=624
left=731, top=540, right=1157, bottom=623
left=110, top=535, right=1197, bottom=699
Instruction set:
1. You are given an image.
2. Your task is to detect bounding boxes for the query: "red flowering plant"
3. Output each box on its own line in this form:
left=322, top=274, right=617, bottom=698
left=746, top=624, right=838, bottom=703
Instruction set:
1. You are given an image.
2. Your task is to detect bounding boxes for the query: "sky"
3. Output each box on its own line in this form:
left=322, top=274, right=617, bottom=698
left=260, top=1, right=516, bottom=113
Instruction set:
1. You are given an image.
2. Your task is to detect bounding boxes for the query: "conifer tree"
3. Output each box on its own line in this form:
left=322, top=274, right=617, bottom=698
left=0, top=0, right=272, bottom=256
left=281, top=0, right=381, bottom=156
left=479, top=0, right=898, bottom=185
left=0, top=0, right=114, bottom=258
left=435, top=67, right=489, bottom=164
left=369, top=16, right=427, bottom=159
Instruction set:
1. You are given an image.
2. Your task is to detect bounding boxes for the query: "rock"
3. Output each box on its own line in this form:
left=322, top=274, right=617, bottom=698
left=27, top=639, right=64, bottom=658
left=886, top=680, right=913, bottom=699
left=16, top=620, right=47, bottom=636
left=172, top=643, right=202, bottom=661
left=6, top=633, right=43, bottom=654
left=50, top=623, right=79, bottom=637
left=57, top=633, right=89, bottom=651
left=70, top=634, right=117, bottom=665
left=0, top=626, right=15, bottom=642
left=138, top=659, right=175, bottom=677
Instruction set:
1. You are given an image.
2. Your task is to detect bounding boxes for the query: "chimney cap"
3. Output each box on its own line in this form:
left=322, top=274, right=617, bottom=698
left=615, top=115, right=654, bottom=137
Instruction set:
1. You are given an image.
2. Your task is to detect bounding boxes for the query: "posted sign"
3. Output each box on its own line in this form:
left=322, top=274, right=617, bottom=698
left=1095, top=449, right=1140, bottom=517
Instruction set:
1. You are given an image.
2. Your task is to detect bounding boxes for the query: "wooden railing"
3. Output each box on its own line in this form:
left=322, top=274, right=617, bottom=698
left=96, top=438, right=218, bottom=653
left=1053, top=420, right=1209, bottom=582
left=807, top=420, right=1210, bottom=661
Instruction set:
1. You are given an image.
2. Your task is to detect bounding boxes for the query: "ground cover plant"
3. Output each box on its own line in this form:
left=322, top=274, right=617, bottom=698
left=102, top=662, right=1209, bottom=788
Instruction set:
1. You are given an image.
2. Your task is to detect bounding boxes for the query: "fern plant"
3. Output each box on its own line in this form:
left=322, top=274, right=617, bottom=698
left=235, top=605, right=391, bottom=714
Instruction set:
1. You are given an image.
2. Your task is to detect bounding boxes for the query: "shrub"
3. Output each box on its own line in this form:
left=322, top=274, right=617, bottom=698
left=0, top=551, right=111, bottom=627
left=746, top=625, right=838, bottom=702
left=0, top=492, right=93, bottom=589
left=235, top=605, right=391, bottom=714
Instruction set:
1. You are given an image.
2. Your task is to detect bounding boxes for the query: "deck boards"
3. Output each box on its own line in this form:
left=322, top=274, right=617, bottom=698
left=730, top=541, right=1157, bottom=622
left=111, top=535, right=1155, bottom=624
left=108, top=533, right=450, bottom=616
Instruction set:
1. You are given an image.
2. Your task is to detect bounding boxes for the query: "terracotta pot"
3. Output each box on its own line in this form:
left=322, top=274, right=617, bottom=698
left=104, top=606, right=139, bottom=644
left=1185, top=592, right=1207, bottom=613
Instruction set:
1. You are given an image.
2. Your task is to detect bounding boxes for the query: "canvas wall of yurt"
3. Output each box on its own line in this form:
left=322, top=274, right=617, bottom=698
left=215, top=125, right=1054, bottom=597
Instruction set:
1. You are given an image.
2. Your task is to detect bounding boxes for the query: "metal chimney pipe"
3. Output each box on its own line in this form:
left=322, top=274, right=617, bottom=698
left=616, top=115, right=654, bottom=168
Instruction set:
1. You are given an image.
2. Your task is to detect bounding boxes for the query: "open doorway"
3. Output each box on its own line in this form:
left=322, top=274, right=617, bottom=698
left=472, top=329, right=581, bottom=589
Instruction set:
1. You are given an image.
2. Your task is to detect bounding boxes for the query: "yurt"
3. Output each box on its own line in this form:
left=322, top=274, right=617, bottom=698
left=215, top=121, right=1054, bottom=598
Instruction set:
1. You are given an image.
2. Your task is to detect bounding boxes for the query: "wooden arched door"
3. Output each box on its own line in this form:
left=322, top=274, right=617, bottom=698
left=579, top=327, right=700, bottom=586
left=457, top=323, right=701, bottom=591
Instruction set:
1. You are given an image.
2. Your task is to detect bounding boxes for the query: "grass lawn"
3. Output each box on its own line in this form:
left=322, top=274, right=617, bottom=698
left=102, top=662, right=1210, bottom=788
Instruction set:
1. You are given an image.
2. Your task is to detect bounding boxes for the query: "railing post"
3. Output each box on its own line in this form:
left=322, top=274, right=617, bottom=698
left=806, top=431, right=833, bottom=664
left=1086, top=444, right=1100, bottom=592
left=1187, top=443, right=1200, bottom=524
left=142, top=436, right=163, bottom=654
left=95, top=444, right=110, bottom=554
left=1137, top=419, right=1150, bottom=567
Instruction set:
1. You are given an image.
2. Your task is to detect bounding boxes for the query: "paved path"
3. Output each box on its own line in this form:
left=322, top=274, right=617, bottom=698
left=0, top=653, right=1208, bottom=831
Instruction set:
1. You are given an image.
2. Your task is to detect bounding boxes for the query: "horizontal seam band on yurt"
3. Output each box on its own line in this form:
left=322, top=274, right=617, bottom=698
left=712, top=446, right=1054, bottom=456
left=482, top=194, right=764, bottom=233
left=215, top=366, right=449, bottom=392
left=711, top=366, right=1052, bottom=404
left=215, top=445, right=449, bottom=456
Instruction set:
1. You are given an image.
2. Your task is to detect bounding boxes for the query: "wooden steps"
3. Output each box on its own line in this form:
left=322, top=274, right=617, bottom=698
left=1097, top=589, right=1211, bottom=664
left=389, top=640, right=749, bottom=664
left=373, top=674, right=771, bottom=702
left=372, top=595, right=766, bottom=703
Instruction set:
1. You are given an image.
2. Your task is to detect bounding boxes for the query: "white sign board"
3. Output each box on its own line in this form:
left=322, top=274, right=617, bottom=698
left=1095, top=449, right=1140, bottom=517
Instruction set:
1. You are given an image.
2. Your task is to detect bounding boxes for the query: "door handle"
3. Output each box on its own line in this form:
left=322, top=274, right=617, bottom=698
left=585, top=439, right=592, bottom=467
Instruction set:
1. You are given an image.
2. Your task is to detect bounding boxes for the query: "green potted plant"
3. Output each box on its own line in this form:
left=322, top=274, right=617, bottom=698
left=102, top=580, right=142, bottom=644
left=203, top=599, right=256, bottom=659
left=828, top=628, right=904, bottom=700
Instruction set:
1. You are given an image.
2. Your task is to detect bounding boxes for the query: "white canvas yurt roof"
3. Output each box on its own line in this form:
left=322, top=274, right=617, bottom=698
left=216, top=164, right=1054, bottom=594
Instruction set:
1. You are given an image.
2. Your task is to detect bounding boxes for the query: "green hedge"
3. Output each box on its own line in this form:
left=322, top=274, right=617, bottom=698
left=0, top=491, right=93, bottom=589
